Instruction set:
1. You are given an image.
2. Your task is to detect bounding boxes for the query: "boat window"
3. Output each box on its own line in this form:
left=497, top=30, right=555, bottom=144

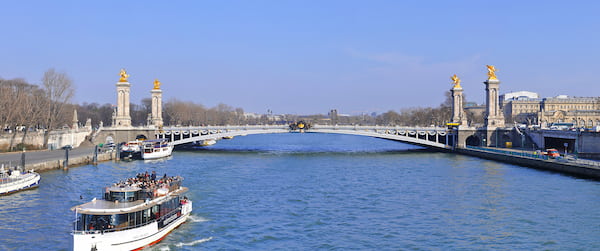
left=109, top=191, right=137, bottom=202
left=157, top=197, right=181, bottom=217
left=77, top=214, right=112, bottom=231
left=143, top=208, right=152, bottom=223
left=152, top=205, right=160, bottom=218
left=111, top=213, right=129, bottom=229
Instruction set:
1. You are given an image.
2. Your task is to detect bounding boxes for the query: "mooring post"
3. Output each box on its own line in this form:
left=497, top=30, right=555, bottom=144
left=93, top=145, right=98, bottom=165
left=20, top=149, right=26, bottom=171
left=64, top=148, right=70, bottom=169
left=116, top=142, right=122, bottom=161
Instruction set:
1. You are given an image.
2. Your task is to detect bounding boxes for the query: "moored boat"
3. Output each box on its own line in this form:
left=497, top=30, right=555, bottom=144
left=0, top=166, right=41, bottom=196
left=71, top=172, right=192, bottom=251
left=120, top=140, right=143, bottom=159
left=199, top=139, right=217, bottom=146
left=141, top=139, right=173, bottom=160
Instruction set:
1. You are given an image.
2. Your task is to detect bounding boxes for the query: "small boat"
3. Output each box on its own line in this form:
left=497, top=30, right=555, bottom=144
left=71, top=172, right=192, bottom=251
left=141, top=139, right=173, bottom=160
left=189, top=139, right=217, bottom=147
left=200, top=139, right=217, bottom=146
left=120, top=140, right=143, bottom=159
left=0, top=166, right=41, bottom=196
left=221, top=136, right=234, bottom=139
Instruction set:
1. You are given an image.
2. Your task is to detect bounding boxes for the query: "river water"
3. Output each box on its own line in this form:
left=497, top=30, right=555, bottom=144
left=1, top=133, right=599, bottom=250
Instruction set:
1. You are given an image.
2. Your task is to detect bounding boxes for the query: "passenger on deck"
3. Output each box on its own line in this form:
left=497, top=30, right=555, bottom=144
left=111, top=172, right=182, bottom=199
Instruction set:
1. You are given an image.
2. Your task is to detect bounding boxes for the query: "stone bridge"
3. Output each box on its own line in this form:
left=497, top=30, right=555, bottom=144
left=156, top=125, right=452, bottom=149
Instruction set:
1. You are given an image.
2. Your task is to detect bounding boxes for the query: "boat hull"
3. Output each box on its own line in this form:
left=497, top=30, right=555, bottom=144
left=73, top=202, right=192, bottom=251
left=121, top=150, right=142, bottom=160
left=0, top=172, right=41, bottom=196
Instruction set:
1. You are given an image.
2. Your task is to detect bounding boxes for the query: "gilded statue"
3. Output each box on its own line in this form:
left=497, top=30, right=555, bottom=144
left=451, top=74, right=461, bottom=88
left=486, top=65, right=497, bottom=80
left=153, top=79, right=161, bottom=89
left=119, top=69, right=130, bottom=82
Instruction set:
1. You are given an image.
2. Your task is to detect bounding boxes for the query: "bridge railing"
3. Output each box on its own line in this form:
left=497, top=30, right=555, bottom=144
left=311, top=124, right=447, bottom=132
left=565, top=157, right=600, bottom=168
left=161, top=125, right=289, bottom=131
left=466, top=146, right=550, bottom=160
left=159, top=124, right=447, bottom=132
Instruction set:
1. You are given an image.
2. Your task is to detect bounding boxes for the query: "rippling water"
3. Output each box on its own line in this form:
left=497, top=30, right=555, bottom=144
left=1, top=133, right=599, bottom=250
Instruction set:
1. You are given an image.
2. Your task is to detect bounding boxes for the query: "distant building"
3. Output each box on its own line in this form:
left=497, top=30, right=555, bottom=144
left=464, top=102, right=486, bottom=118
left=328, top=109, right=339, bottom=125
left=243, top=112, right=261, bottom=119
left=502, top=92, right=600, bottom=127
left=502, top=94, right=542, bottom=125
left=499, top=91, right=539, bottom=101
left=539, top=96, right=600, bottom=127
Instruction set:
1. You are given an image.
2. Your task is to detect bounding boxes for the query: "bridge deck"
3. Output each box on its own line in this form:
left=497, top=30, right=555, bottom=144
left=156, top=125, right=452, bottom=149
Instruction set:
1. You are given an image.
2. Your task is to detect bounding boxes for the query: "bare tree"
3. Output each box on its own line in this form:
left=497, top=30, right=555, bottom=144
left=75, top=102, right=114, bottom=128
left=42, top=68, right=75, bottom=146
left=17, top=85, right=46, bottom=149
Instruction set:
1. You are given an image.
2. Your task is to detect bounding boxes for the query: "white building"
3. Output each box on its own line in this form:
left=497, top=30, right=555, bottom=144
left=499, top=91, right=539, bottom=101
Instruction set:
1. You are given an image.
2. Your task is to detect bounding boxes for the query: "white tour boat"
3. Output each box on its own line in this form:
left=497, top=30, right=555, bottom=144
left=71, top=173, right=192, bottom=251
left=141, top=139, right=173, bottom=160
left=120, top=140, right=143, bottom=159
left=0, top=166, right=41, bottom=196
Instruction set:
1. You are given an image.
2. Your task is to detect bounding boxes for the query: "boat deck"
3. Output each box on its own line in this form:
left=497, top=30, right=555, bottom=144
left=72, top=187, right=188, bottom=215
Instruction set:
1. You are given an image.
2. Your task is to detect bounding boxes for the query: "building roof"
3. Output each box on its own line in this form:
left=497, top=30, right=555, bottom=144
left=501, top=91, right=540, bottom=100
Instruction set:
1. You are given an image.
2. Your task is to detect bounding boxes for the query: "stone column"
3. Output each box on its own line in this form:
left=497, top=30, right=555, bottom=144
left=151, top=88, right=163, bottom=127
left=451, top=85, right=468, bottom=126
left=72, top=109, right=79, bottom=130
left=115, top=81, right=132, bottom=127
left=484, top=78, right=505, bottom=128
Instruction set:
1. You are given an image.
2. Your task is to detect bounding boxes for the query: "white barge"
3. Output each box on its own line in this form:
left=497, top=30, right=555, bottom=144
left=141, top=139, right=173, bottom=160
left=71, top=173, right=192, bottom=251
left=0, top=167, right=40, bottom=196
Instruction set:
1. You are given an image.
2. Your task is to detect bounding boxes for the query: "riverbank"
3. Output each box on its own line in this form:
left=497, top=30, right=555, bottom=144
left=456, top=146, right=600, bottom=180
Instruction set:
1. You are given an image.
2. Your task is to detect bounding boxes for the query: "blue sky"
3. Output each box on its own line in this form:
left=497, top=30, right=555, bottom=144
left=1, top=1, right=599, bottom=115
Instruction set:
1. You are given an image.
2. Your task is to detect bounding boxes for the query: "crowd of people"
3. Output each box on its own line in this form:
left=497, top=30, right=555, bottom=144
left=113, top=171, right=182, bottom=194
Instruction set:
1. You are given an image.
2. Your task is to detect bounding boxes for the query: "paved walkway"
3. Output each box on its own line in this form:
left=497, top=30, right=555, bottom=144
left=0, top=146, right=97, bottom=167
left=467, top=146, right=600, bottom=168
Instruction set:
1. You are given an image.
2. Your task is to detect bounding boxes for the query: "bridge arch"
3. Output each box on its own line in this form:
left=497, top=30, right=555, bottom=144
left=465, top=135, right=481, bottom=146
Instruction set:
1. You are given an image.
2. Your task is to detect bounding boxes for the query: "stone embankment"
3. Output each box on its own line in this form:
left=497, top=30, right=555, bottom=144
left=457, top=147, right=600, bottom=180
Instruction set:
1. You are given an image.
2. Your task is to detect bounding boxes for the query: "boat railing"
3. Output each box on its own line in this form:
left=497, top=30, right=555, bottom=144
left=107, top=175, right=183, bottom=200
left=0, top=170, right=36, bottom=186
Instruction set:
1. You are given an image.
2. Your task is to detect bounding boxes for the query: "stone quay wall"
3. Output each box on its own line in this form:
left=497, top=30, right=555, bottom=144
left=457, top=148, right=600, bottom=180
left=26, top=151, right=116, bottom=173
left=0, top=128, right=92, bottom=151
